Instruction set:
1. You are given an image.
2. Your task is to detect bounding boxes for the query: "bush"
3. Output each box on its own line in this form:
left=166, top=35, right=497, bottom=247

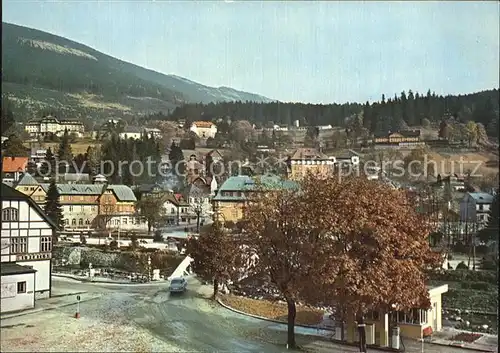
left=480, top=257, right=499, bottom=271
left=224, top=220, right=236, bottom=230
left=460, top=281, right=492, bottom=291
left=452, top=242, right=469, bottom=254
left=109, top=240, right=118, bottom=250
left=153, top=230, right=163, bottom=242
left=427, top=269, right=498, bottom=284
left=456, top=261, right=469, bottom=270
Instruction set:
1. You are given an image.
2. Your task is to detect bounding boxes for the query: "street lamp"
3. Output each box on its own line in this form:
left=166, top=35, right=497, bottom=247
left=147, top=255, right=151, bottom=282
left=192, top=203, right=203, bottom=233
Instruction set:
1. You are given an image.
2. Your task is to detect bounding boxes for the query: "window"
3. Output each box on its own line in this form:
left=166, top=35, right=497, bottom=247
left=365, top=311, right=380, bottom=321
left=123, top=218, right=128, bottom=225
left=81, top=205, right=84, bottom=211
left=72, top=219, right=76, bottom=226
left=11, top=237, right=27, bottom=254
left=85, top=219, right=90, bottom=225
left=69, top=205, right=74, bottom=212
left=231, top=209, right=238, bottom=218
left=394, top=309, right=427, bottom=324
left=17, top=281, right=26, bottom=294
left=2, top=207, right=19, bottom=221
left=79, top=219, right=83, bottom=226
left=40, top=236, right=52, bottom=252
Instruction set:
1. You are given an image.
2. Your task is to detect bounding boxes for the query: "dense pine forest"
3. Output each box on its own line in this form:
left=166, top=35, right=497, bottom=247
left=156, top=89, right=499, bottom=137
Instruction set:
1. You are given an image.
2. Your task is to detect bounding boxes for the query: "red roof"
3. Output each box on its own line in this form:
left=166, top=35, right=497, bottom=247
left=192, top=121, right=214, bottom=128
left=2, top=157, right=28, bottom=173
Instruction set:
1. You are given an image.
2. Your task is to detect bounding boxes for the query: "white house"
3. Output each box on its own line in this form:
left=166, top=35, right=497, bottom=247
left=460, top=192, right=494, bottom=226
left=24, top=115, right=84, bottom=138
left=190, top=121, right=217, bottom=139
left=119, top=126, right=142, bottom=140
left=1, top=184, right=56, bottom=313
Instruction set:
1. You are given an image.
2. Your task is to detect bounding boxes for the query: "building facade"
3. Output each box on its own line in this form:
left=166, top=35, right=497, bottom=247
left=212, top=174, right=297, bottom=223
left=190, top=121, right=217, bottom=139
left=460, top=192, right=494, bottom=226
left=2, top=157, right=28, bottom=184
left=1, top=184, right=56, bottom=313
left=24, top=116, right=85, bottom=138
left=286, top=148, right=335, bottom=180
left=374, top=130, right=421, bottom=145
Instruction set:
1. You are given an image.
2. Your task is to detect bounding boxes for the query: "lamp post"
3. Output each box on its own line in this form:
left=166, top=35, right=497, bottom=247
left=193, top=204, right=203, bottom=233
left=147, top=255, right=151, bottom=282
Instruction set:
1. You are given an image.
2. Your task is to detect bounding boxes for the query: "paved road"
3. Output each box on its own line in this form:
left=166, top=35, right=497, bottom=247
left=0, top=278, right=487, bottom=353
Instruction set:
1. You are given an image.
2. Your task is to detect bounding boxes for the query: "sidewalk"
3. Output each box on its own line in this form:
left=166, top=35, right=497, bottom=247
left=0, top=292, right=101, bottom=320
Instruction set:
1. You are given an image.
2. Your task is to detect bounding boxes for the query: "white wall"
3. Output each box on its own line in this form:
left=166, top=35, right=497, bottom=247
left=20, top=259, right=51, bottom=296
left=63, top=204, right=98, bottom=228
left=0, top=272, right=35, bottom=313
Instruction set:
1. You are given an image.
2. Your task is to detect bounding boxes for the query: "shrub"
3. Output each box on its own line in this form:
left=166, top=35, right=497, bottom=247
left=153, top=230, right=163, bottom=242
left=480, top=257, right=499, bottom=271
left=455, top=261, right=469, bottom=270
left=109, top=240, right=118, bottom=250
left=427, top=269, right=498, bottom=284
left=460, top=281, right=491, bottom=291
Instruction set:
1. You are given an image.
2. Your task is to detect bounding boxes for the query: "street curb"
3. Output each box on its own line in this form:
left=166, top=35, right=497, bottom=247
left=217, top=297, right=495, bottom=353
left=50, top=291, right=88, bottom=299
left=0, top=295, right=101, bottom=321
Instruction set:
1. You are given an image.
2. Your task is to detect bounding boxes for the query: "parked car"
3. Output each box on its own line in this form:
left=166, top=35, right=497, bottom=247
left=169, top=277, right=187, bottom=294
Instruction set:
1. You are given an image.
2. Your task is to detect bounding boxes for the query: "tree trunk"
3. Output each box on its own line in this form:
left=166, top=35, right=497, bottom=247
left=286, top=297, right=297, bottom=349
left=213, top=278, right=219, bottom=298
left=148, top=221, right=152, bottom=234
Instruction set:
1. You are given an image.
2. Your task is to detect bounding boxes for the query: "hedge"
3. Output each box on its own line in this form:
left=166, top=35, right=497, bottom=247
left=428, top=269, right=498, bottom=284
left=460, top=281, right=494, bottom=291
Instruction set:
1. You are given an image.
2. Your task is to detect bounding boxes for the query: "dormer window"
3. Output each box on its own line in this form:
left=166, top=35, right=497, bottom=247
left=2, top=207, right=19, bottom=221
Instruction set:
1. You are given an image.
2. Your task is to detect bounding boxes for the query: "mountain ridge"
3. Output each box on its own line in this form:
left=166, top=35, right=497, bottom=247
left=1, top=22, right=273, bottom=121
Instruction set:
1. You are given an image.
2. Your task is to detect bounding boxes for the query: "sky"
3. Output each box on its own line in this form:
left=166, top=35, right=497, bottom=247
left=2, top=1, right=499, bottom=104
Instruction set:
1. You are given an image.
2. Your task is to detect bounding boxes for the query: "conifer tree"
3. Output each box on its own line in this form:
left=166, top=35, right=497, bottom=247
left=44, top=180, right=64, bottom=236
left=57, top=129, right=73, bottom=162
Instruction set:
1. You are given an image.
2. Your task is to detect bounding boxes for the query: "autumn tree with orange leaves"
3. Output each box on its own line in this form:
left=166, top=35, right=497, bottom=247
left=242, top=174, right=442, bottom=349
left=187, top=221, right=239, bottom=298
left=242, top=178, right=334, bottom=349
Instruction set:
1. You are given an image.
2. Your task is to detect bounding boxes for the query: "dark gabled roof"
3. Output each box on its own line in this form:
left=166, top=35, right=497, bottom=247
left=184, top=183, right=210, bottom=199
left=1, top=183, right=58, bottom=230
left=1, top=262, right=37, bottom=276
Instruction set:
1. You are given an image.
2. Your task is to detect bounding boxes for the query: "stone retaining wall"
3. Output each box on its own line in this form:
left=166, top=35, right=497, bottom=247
left=53, top=246, right=183, bottom=274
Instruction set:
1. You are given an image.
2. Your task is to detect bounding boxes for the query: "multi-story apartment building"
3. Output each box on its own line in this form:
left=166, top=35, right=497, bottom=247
left=212, top=174, right=297, bottom=223
left=460, top=192, right=495, bottom=227
left=1, top=184, right=56, bottom=313
left=286, top=148, right=335, bottom=180
left=98, top=185, right=147, bottom=232
left=374, top=130, right=422, bottom=146
left=189, top=121, right=217, bottom=139
left=14, top=173, right=47, bottom=204
left=24, top=116, right=85, bottom=138
left=12, top=173, right=147, bottom=233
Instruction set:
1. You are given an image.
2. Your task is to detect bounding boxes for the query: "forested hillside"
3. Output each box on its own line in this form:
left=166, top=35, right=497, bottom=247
left=1, top=22, right=272, bottom=121
left=164, top=89, right=499, bottom=136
